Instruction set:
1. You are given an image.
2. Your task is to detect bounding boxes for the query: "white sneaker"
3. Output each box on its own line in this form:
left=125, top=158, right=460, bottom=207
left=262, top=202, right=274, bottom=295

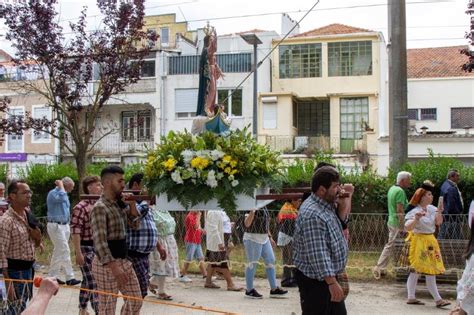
left=179, top=275, right=192, bottom=283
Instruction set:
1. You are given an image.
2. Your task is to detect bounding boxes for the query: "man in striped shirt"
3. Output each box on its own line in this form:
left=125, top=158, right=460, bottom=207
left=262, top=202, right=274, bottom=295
left=293, top=166, right=348, bottom=315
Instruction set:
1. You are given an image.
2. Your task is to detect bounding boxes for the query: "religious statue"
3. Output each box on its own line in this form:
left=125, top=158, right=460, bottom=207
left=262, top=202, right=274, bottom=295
left=192, top=23, right=230, bottom=135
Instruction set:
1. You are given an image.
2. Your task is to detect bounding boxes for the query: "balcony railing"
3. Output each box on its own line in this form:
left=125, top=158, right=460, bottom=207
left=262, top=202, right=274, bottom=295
left=64, top=133, right=154, bottom=156
left=257, top=134, right=366, bottom=154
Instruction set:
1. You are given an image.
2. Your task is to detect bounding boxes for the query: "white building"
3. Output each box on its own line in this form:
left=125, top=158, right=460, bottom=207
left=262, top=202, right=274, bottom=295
left=377, top=46, right=474, bottom=174
left=161, top=29, right=280, bottom=134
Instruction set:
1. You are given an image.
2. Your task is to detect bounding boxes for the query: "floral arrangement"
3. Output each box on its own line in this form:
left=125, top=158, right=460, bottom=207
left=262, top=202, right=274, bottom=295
left=145, top=127, right=284, bottom=212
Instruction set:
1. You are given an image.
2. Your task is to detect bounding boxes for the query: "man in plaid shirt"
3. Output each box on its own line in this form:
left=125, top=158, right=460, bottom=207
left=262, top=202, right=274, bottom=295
left=126, top=173, right=159, bottom=298
left=0, top=180, right=43, bottom=314
left=71, top=175, right=102, bottom=315
left=293, top=166, right=349, bottom=315
left=91, top=166, right=142, bottom=314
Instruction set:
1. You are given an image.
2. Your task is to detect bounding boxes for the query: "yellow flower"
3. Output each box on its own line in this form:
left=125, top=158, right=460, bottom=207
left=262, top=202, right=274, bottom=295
left=191, top=157, right=209, bottom=170
left=230, top=160, right=237, bottom=168
left=224, top=167, right=232, bottom=174
left=162, top=158, right=177, bottom=171
left=230, top=169, right=238, bottom=175
left=222, top=155, right=232, bottom=164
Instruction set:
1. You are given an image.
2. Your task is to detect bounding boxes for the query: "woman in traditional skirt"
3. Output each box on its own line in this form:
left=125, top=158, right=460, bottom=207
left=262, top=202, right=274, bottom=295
left=149, top=208, right=180, bottom=300
left=204, top=210, right=243, bottom=291
left=404, top=182, right=451, bottom=308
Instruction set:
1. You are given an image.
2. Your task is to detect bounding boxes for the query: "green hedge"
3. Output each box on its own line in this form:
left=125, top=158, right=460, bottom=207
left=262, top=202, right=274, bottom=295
left=5, top=153, right=473, bottom=216
left=14, top=162, right=145, bottom=217
left=284, top=152, right=474, bottom=213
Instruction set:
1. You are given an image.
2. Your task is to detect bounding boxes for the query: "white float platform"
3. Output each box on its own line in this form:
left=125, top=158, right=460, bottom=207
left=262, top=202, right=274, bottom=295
left=155, top=187, right=273, bottom=211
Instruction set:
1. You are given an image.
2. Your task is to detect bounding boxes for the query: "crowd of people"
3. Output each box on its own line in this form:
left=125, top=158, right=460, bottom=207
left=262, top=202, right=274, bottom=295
left=0, top=165, right=471, bottom=314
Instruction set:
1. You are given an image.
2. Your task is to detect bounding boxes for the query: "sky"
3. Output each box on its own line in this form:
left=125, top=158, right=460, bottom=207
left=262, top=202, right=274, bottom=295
left=0, top=0, right=471, bottom=55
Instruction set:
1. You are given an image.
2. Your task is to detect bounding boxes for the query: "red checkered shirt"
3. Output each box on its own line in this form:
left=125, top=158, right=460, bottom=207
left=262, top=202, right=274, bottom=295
left=0, top=207, right=35, bottom=269
left=71, top=199, right=96, bottom=241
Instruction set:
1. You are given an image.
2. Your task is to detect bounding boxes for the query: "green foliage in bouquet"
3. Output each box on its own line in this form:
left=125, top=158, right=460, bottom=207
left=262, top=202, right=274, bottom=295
left=145, top=127, right=284, bottom=212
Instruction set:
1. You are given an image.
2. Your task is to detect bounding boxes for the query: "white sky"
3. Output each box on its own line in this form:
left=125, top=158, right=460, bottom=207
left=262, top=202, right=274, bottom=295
left=0, top=0, right=471, bottom=54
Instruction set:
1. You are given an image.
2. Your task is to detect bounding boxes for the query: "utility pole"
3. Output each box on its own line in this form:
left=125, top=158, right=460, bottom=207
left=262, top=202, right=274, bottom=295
left=240, top=33, right=262, bottom=137
left=388, top=0, right=408, bottom=168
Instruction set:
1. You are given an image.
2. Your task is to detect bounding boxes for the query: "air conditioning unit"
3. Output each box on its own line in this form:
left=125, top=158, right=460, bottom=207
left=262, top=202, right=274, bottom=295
left=294, top=136, right=308, bottom=151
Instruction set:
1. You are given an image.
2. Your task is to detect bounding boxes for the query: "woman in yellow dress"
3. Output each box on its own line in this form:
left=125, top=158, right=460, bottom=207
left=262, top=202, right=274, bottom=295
left=405, top=182, right=451, bottom=308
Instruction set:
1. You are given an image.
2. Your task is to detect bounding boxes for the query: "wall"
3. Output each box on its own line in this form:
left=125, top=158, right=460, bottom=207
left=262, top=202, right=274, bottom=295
left=377, top=137, right=474, bottom=175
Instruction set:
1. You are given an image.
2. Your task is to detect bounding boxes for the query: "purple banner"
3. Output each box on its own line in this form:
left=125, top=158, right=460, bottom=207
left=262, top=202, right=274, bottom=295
left=0, top=153, right=27, bottom=162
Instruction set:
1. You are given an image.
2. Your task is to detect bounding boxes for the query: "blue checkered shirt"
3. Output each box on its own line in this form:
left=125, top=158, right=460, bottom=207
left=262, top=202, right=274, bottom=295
left=293, top=194, right=348, bottom=281
left=126, top=201, right=158, bottom=254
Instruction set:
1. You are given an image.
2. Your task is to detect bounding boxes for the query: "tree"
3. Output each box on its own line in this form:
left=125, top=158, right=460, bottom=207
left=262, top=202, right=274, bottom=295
left=0, top=0, right=157, bottom=191
left=462, top=0, right=474, bottom=72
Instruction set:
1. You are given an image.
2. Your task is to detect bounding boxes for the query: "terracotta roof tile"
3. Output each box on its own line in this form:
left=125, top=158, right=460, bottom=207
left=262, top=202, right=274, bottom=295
left=291, top=23, right=374, bottom=38
left=407, top=46, right=474, bottom=78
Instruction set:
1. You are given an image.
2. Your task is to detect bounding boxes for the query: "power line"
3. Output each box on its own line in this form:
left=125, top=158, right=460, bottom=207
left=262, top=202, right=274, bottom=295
left=221, top=0, right=321, bottom=104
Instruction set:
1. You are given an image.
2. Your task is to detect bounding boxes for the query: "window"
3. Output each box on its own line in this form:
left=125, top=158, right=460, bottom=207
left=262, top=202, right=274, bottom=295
left=408, top=109, right=418, bottom=120
left=408, top=108, right=437, bottom=121
left=451, top=107, right=474, bottom=129
left=263, top=104, right=277, bottom=129
left=147, top=28, right=156, bottom=47
left=137, top=111, right=151, bottom=141
left=420, top=108, right=437, bottom=120
left=297, top=101, right=330, bottom=136
left=93, top=55, right=156, bottom=80
left=160, top=27, right=169, bottom=46
left=175, top=89, right=198, bottom=118
left=328, top=41, right=372, bottom=76
left=279, top=44, right=322, bottom=78
left=31, top=106, right=51, bottom=143
left=121, top=111, right=135, bottom=141
left=140, top=60, right=155, bottom=77
left=340, top=97, right=369, bottom=140
left=168, top=53, right=251, bottom=75
left=7, top=107, right=24, bottom=152
left=217, top=89, right=242, bottom=117
left=121, top=110, right=152, bottom=142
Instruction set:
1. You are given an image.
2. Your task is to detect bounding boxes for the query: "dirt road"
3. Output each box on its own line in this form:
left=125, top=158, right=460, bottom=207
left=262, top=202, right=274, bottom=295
left=41, top=274, right=456, bottom=314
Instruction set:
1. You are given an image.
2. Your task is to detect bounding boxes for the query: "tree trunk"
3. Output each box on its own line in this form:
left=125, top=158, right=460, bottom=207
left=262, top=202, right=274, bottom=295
left=75, top=151, right=87, bottom=195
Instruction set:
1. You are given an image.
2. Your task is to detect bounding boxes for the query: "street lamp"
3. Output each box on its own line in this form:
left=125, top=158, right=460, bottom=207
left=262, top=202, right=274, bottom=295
left=240, top=33, right=262, bottom=137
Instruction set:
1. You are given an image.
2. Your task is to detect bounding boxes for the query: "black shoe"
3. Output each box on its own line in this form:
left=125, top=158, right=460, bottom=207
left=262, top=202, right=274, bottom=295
left=56, top=278, right=65, bottom=285
left=281, top=281, right=298, bottom=288
left=270, top=287, right=288, bottom=298
left=65, top=278, right=81, bottom=286
left=245, top=288, right=263, bottom=299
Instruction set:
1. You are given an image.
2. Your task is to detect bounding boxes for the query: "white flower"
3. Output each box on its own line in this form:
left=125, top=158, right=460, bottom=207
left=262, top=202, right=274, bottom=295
left=231, top=180, right=239, bottom=187
left=196, top=150, right=210, bottom=158
left=206, top=178, right=218, bottom=188
left=216, top=172, right=224, bottom=180
left=181, top=150, right=194, bottom=164
left=191, top=179, right=196, bottom=184
left=171, top=170, right=184, bottom=184
left=210, top=150, right=225, bottom=161
left=228, top=175, right=234, bottom=181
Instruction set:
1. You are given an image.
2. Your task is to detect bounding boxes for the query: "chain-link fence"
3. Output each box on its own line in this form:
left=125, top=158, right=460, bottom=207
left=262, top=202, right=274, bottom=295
left=31, top=211, right=470, bottom=279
